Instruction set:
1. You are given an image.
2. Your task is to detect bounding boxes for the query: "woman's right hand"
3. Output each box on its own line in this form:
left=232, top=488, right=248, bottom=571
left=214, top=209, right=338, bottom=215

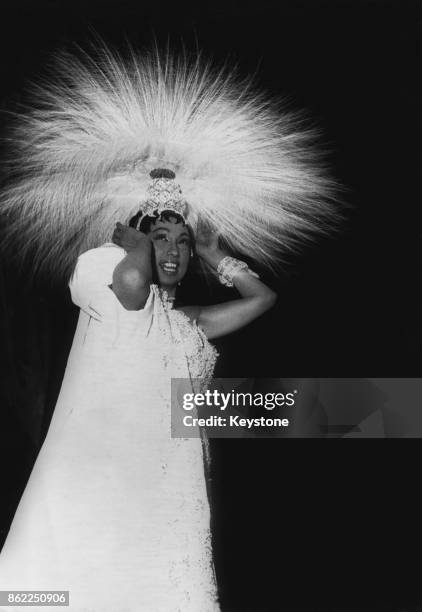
left=112, top=223, right=150, bottom=252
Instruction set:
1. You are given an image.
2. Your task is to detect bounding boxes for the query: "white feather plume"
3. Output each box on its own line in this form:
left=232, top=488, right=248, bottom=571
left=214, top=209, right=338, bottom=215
left=0, top=45, right=339, bottom=280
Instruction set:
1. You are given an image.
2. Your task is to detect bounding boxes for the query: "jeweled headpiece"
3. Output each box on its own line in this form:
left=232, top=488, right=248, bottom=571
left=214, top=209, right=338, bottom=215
left=135, top=168, right=187, bottom=229
left=0, top=45, right=339, bottom=280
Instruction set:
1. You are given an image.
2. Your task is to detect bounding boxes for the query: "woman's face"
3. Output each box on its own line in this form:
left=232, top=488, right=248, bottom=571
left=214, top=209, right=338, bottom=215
left=148, top=217, right=192, bottom=290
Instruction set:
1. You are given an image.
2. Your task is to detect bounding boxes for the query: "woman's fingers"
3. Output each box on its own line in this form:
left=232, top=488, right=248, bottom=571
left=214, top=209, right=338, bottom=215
left=112, top=225, right=122, bottom=245
left=113, top=222, right=124, bottom=241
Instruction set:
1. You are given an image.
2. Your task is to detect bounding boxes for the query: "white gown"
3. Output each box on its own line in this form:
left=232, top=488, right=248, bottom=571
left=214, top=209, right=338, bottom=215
left=0, top=243, right=220, bottom=612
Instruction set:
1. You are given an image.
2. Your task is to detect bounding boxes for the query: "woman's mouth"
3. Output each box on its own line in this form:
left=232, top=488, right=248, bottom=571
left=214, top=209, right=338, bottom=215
left=160, top=261, right=179, bottom=275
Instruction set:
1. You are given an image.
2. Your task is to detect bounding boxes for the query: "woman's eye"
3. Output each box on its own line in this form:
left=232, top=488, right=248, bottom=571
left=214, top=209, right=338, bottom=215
left=154, top=234, right=168, bottom=241
left=179, top=238, right=190, bottom=246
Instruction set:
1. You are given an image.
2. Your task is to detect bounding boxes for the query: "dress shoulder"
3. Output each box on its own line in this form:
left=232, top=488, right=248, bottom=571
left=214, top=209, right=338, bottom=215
left=69, top=243, right=162, bottom=327
left=69, top=243, right=126, bottom=318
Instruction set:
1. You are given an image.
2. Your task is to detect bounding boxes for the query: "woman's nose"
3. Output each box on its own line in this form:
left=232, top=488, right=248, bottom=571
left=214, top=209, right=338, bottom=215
left=167, top=242, right=178, bottom=257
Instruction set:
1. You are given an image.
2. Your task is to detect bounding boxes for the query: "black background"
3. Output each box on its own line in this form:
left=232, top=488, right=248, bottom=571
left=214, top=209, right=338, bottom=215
left=1, top=0, right=421, bottom=610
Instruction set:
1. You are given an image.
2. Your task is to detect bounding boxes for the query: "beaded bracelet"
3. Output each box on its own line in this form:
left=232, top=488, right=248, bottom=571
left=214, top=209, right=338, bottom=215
left=217, top=256, right=259, bottom=287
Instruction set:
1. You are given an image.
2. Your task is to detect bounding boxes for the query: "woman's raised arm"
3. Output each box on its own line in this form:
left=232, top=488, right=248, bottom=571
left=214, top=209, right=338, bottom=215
left=187, top=232, right=277, bottom=340
left=111, top=223, right=153, bottom=310
left=196, top=272, right=276, bottom=340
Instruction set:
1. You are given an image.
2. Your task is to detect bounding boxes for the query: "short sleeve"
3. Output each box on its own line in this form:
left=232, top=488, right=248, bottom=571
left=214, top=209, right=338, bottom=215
left=69, top=243, right=126, bottom=320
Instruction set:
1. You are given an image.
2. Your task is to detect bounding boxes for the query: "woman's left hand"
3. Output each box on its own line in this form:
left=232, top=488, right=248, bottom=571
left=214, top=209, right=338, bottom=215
left=195, top=223, right=228, bottom=269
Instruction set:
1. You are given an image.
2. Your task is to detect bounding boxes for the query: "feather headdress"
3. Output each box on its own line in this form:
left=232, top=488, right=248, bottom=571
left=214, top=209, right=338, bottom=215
left=0, top=46, right=338, bottom=280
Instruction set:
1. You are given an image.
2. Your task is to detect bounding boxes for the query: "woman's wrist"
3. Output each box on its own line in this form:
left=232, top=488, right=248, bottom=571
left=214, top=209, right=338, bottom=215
left=129, top=236, right=151, bottom=257
left=216, top=255, right=260, bottom=287
left=198, top=248, right=229, bottom=270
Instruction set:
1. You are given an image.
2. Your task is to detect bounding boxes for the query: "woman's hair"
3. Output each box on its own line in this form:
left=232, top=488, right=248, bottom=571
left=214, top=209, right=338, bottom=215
left=129, top=209, right=185, bottom=233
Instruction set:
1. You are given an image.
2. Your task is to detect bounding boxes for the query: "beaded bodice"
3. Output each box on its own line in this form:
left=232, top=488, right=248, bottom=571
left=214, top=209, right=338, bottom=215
left=153, top=285, right=218, bottom=384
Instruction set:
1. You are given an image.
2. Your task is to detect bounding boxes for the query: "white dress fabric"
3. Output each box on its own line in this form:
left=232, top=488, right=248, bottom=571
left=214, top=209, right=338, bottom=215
left=0, top=243, right=220, bottom=612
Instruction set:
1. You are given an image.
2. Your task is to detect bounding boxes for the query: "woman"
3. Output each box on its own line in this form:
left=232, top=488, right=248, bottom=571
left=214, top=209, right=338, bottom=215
left=0, top=167, right=275, bottom=610
left=0, top=46, right=336, bottom=611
